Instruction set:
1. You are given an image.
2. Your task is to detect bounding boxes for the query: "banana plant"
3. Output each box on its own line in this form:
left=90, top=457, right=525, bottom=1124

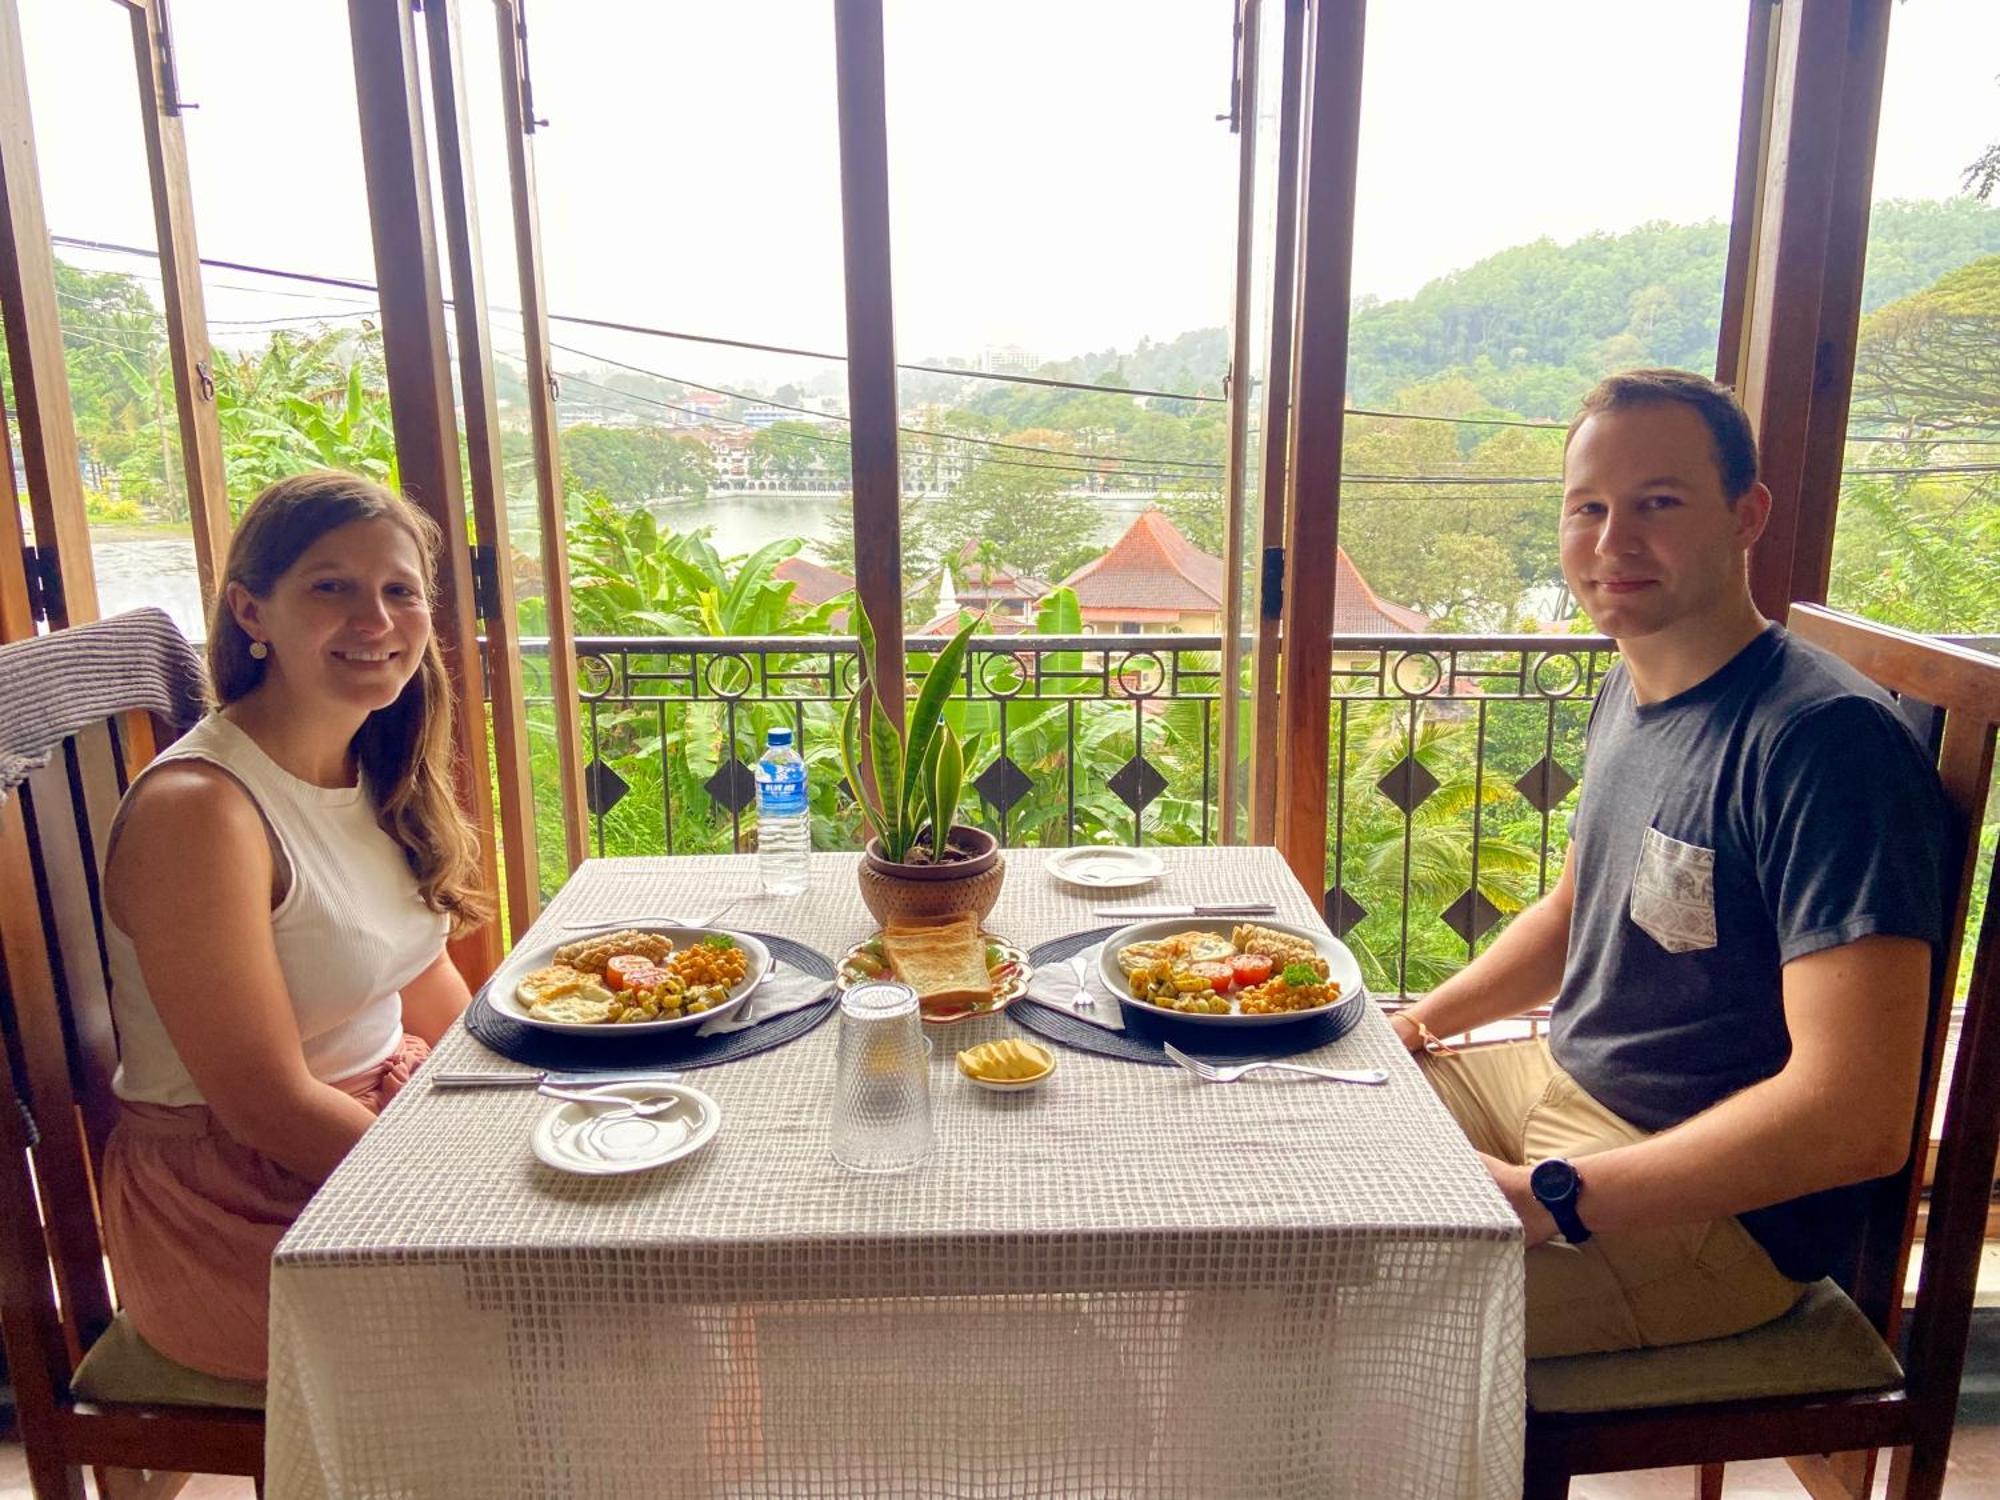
left=839, top=596, right=979, bottom=863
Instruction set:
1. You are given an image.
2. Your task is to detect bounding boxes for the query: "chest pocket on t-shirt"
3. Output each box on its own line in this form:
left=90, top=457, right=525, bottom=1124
left=1630, top=825, right=1719, bottom=954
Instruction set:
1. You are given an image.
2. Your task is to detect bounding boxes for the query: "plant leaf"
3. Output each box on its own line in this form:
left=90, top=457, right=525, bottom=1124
left=868, top=692, right=906, bottom=860
left=899, top=615, right=977, bottom=833
left=931, top=722, right=964, bottom=861
left=838, top=692, right=887, bottom=847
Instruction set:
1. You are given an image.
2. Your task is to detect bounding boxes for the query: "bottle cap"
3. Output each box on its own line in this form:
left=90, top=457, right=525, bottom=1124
left=766, top=727, right=794, bottom=748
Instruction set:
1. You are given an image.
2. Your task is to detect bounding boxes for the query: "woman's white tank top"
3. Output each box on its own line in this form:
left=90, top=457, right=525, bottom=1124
left=106, top=714, right=448, bottom=1107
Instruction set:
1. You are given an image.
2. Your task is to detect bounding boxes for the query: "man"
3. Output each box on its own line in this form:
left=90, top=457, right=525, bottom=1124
left=1389, top=369, right=1950, bottom=1358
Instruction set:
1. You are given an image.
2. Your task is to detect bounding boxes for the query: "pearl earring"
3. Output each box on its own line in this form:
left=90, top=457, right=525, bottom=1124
left=248, top=640, right=269, bottom=660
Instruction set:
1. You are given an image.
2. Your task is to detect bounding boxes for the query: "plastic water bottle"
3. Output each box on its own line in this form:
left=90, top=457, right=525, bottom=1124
left=754, top=727, right=810, bottom=895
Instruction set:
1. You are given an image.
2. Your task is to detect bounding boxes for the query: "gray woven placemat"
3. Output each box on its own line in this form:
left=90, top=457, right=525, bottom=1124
left=463, top=932, right=836, bottom=1072
left=1012, top=927, right=1367, bottom=1065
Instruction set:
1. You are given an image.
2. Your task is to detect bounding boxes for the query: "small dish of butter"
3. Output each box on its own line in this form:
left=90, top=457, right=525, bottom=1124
left=955, top=1037, right=1056, bottom=1092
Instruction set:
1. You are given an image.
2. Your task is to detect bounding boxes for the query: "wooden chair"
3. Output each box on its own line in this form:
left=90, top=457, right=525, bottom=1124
left=0, top=610, right=265, bottom=1499
left=1523, top=605, right=2000, bottom=1500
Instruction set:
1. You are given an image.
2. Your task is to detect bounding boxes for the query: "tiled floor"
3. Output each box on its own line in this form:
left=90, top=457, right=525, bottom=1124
left=4, top=1429, right=1999, bottom=1498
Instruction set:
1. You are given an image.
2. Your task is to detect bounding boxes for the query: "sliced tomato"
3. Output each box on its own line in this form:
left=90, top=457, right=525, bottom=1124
left=1229, top=953, right=1274, bottom=987
left=605, top=954, right=659, bottom=991
left=1188, top=960, right=1236, bottom=993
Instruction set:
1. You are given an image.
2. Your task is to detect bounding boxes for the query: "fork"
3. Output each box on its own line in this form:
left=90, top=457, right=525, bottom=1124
left=1161, top=1043, right=1387, bottom=1086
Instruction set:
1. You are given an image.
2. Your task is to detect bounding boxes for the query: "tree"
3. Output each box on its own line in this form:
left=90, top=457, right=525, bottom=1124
left=912, top=452, right=1103, bottom=583
left=750, top=420, right=844, bottom=486
left=561, top=424, right=712, bottom=502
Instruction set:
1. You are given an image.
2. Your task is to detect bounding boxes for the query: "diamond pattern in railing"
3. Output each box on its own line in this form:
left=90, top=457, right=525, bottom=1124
left=973, top=754, right=1034, bottom=815
left=1376, top=755, right=1440, bottom=814
left=704, top=758, right=758, bottom=816
left=1514, top=756, right=1577, bottom=814
left=1107, top=755, right=1168, bottom=815
left=1324, top=886, right=1368, bottom=938
left=1440, top=888, right=1503, bottom=944
left=585, top=758, right=629, bottom=817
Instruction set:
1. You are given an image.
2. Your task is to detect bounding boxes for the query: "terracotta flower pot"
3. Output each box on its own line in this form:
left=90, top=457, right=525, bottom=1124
left=857, top=826, right=1004, bottom=929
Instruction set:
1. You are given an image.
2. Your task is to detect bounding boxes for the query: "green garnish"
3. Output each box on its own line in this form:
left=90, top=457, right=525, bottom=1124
left=986, top=943, right=1003, bottom=968
left=701, top=934, right=737, bottom=951
left=1281, top=961, right=1320, bottom=987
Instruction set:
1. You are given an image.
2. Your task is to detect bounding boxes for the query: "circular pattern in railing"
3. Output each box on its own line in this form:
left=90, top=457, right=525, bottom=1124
left=703, top=651, right=756, bottom=701
left=1109, top=649, right=1167, bottom=700
left=576, top=652, right=618, bottom=702
left=834, top=648, right=863, bottom=701
left=1531, top=650, right=1588, bottom=698
left=976, top=649, right=1030, bottom=699
left=1391, top=649, right=1446, bottom=698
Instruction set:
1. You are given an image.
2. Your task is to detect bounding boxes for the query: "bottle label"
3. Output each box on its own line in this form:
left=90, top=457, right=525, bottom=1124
left=758, top=764, right=807, bottom=817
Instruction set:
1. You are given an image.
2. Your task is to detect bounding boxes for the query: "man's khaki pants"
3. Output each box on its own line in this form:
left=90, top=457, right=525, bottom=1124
left=1418, top=1038, right=1807, bottom=1359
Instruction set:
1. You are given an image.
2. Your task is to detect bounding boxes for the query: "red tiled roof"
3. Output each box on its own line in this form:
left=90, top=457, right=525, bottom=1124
left=1057, top=507, right=1427, bottom=633
left=1331, top=549, right=1429, bottom=633
left=1058, top=507, right=1226, bottom=615
left=951, top=540, right=1050, bottom=600
left=773, top=557, right=854, bottom=606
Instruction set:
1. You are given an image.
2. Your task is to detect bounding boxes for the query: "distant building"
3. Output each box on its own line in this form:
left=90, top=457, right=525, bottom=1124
left=936, top=540, right=1049, bottom=623
left=979, top=344, right=1042, bottom=376
left=673, top=390, right=730, bottom=429
left=741, top=404, right=794, bottom=429
left=1058, top=506, right=1427, bottom=636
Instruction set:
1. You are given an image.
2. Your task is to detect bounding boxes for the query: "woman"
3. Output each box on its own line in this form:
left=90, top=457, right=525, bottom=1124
left=100, top=470, right=489, bottom=1381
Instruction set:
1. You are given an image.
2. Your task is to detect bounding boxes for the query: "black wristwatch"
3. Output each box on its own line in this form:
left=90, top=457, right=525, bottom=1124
left=1530, top=1158, right=1592, bottom=1244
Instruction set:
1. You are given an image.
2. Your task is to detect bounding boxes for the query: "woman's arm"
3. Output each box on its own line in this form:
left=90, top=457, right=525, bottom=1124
left=105, top=764, right=378, bottom=1183
left=399, top=948, right=471, bottom=1046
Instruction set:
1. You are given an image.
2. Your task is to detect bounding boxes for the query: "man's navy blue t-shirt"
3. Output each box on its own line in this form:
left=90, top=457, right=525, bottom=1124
left=1549, top=624, right=1950, bottom=1282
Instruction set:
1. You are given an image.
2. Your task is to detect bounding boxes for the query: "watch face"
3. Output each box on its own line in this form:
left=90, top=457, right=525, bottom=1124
left=1531, top=1158, right=1578, bottom=1202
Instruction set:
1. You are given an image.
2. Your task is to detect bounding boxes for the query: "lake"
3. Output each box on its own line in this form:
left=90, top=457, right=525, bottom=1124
left=89, top=489, right=1166, bottom=639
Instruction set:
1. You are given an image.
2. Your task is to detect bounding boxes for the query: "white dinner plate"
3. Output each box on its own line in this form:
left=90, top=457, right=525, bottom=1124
left=531, top=1082, right=720, bottom=1175
left=1098, top=916, right=1364, bottom=1028
left=485, top=925, right=772, bottom=1036
left=1045, top=846, right=1165, bottom=891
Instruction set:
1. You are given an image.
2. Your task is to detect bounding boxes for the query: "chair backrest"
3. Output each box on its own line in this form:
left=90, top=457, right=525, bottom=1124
left=1785, top=606, right=2000, bottom=1398
left=0, top=609, right=203, bottom=1430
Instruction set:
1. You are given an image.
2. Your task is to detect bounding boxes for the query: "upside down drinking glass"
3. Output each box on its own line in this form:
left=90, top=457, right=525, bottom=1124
left=829, top=981, right=933, bottom=1172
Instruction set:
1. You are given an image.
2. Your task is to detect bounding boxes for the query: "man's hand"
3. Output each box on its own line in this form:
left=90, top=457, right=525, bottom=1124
left=1481, top=1153, right=1557, bottom=1246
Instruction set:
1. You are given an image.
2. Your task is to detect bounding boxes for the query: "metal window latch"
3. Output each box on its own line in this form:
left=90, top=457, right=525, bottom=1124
left=21, top=544, right=62, bottom=625
left=469, top=543, right=502, bottom=625
left=1261, top=545, right=1285, bottom=619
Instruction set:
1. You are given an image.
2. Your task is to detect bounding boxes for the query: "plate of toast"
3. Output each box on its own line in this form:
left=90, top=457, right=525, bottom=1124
left=837, top=913, right=1031, bottom=1024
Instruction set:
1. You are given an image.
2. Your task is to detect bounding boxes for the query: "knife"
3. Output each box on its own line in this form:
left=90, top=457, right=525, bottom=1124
left=429, top=1070, right=684, bottom=1090
left=1094, top=903, right=1277, bottom=918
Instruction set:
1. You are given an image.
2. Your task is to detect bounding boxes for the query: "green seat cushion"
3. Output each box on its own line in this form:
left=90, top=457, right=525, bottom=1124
left=1527, top=1278, right=1903, bottom=1415
left=70, top=1312, right=266, bottom=1411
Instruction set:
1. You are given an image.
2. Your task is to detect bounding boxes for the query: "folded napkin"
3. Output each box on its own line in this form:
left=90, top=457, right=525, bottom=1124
left=1024, top=944, right=1126, bottom=1032
left=697, top=962, right=833, bottom=1036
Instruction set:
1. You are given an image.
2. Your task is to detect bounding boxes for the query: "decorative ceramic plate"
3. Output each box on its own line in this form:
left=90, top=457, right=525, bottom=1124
left=530, top=1082, right=721, bottom=1175
left=836, top=932, right=1033, bottom=1025
left=486, top=926, right=772, bottom=1036
left=1044, top=846, right=1165, bottom=891
left=1098, top=916, right=1364, bottom=1028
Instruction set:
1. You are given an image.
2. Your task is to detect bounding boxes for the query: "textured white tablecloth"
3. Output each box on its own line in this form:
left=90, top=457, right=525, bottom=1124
left=265, top=848, right=1523, bottom=1498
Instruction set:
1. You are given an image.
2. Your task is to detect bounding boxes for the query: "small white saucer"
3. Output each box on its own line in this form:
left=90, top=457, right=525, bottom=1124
left=1045, top=846, right=1165, bottom=891
left=531, top=1082, right=720, bottom=1175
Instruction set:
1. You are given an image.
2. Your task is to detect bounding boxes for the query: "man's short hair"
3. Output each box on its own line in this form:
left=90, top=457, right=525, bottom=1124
left=1566, top=369, right=1760, bottom=503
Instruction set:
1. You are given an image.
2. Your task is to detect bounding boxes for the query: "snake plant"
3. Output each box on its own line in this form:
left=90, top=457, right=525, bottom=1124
left=838, top=598, right=977, bottom=864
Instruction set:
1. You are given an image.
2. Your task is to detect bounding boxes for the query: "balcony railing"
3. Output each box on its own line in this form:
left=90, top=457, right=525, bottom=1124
left=516, top=631, right=1634, bottom=995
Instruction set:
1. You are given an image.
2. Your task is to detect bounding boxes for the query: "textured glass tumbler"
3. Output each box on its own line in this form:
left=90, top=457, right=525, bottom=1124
left=829, top=982, right=933, bottom=1172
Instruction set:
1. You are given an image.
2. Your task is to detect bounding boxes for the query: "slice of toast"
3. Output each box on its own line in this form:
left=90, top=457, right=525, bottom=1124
left=882, top=914, right=992, bottom=1009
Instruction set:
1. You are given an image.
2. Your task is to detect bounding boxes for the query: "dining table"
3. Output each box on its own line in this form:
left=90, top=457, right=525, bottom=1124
left=262, top=846, right=1525, bottom=1498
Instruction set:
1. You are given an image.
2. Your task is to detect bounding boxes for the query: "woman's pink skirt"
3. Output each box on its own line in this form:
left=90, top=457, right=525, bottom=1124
left=99, top=1034, right=430, bottom=1382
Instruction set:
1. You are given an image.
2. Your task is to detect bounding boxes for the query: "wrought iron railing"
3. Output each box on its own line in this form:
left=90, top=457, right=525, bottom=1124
left=514, top=631, right=1632, bottom=995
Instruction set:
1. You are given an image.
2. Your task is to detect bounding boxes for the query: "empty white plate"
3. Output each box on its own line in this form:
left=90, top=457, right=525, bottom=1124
left=1045, top=846, right=1165, bottom=890
left=531, top=1082, right=720, bottom=1175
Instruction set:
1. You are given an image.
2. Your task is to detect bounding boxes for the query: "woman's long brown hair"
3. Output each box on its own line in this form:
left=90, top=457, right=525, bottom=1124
left=207, top=471, right=491, bottom=931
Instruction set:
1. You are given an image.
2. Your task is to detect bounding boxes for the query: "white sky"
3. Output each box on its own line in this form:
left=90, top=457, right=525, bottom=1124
left=17, top=0, right=2000, bottom=386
